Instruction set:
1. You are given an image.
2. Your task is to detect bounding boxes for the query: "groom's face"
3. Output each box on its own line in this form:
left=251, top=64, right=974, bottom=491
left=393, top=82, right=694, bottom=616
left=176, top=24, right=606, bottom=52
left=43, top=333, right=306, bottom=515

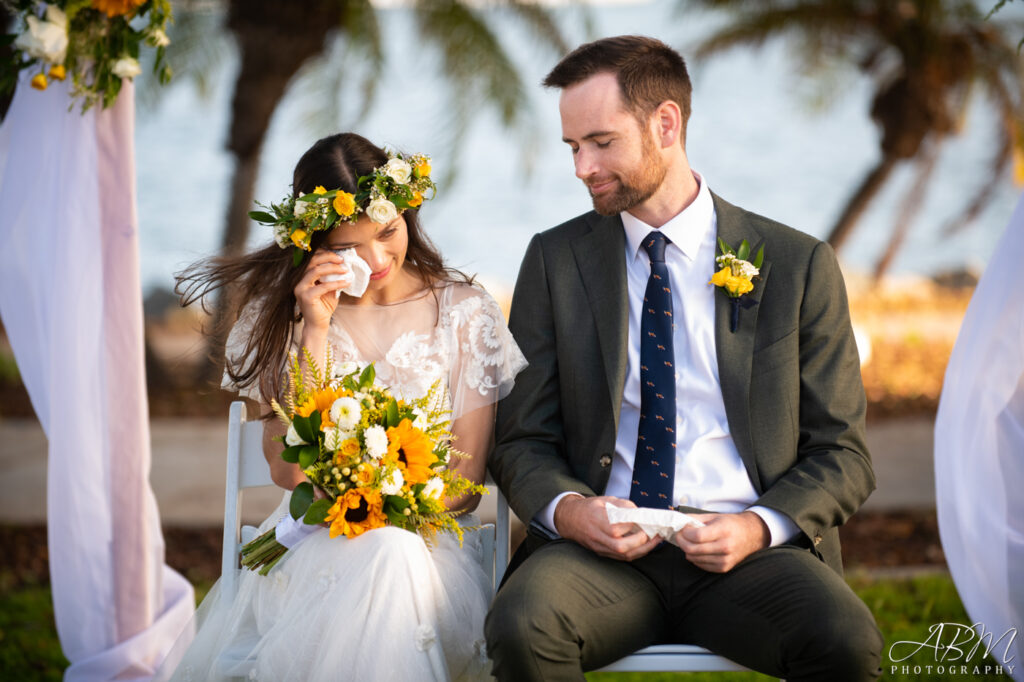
left=559, top=72, right=667, bottom=216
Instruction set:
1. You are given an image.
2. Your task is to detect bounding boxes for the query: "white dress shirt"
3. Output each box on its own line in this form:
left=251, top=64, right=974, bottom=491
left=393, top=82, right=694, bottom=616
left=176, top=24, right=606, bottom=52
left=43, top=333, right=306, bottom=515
left=539, top=173, right=799, bottom=546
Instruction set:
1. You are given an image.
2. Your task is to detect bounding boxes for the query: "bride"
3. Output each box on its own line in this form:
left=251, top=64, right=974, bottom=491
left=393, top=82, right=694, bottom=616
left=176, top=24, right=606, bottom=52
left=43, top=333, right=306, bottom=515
left=160, top=132, right=526, bottom=681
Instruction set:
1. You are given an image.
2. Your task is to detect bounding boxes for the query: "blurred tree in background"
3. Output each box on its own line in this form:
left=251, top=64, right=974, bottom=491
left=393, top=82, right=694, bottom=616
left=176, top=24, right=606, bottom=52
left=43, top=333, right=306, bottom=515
left=165, top=0, right=571, bottom=381
left=682, top=0, right=1024, bottom=280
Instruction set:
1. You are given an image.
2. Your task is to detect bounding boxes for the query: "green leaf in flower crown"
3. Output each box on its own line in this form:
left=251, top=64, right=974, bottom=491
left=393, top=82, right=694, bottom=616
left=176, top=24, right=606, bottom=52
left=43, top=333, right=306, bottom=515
left=281, top=445, right=302, bottom=463
left=737, top=239, right=750, bottom=262
left=248, top=211, right=276, bottom=223
left=290, top=482, right=314, bottom=520
left=359, top=364, right=376, bottom=389
left=292, top=249, right=304, bottom=267
left=303, top=498, right=333, bottom=525
left=298, top=445, right=319, bottom=469
left=753, top=245, right=765, bottom=269
left=386, top=399, right=400, bottom=428
left=293, top=414, right=316, bottom=444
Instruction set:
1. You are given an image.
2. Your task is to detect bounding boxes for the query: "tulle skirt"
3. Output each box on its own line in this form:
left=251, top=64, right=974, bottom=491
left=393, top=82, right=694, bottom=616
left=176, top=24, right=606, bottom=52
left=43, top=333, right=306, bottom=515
left=158, top=495, right=494, bottom=682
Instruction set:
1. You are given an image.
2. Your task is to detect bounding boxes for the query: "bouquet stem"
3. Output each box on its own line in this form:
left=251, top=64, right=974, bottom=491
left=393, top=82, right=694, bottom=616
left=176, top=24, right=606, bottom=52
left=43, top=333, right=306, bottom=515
left=240, top=528, right=288, bottom=575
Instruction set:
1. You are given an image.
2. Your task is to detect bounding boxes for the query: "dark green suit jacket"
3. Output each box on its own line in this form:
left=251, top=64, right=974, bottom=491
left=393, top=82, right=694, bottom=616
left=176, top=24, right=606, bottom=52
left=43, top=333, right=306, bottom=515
left=489, top=193, right=875, bottom=574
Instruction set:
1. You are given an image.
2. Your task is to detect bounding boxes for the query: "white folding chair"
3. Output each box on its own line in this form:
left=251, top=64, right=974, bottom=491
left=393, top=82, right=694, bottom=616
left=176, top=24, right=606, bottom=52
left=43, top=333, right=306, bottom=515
left=492, top=489, right=750, bottom=674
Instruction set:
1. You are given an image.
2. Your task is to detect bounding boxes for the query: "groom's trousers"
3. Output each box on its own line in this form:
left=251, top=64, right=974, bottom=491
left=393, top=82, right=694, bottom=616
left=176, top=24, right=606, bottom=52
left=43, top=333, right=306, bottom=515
left=485, top=530, right=883, bottom=682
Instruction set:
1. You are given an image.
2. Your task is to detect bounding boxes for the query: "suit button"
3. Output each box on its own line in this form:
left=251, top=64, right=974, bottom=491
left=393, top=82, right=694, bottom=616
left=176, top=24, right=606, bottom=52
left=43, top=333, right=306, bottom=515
left=599, top=454, right=612, bottom=467
left=813, top=535, right=823, bottom=546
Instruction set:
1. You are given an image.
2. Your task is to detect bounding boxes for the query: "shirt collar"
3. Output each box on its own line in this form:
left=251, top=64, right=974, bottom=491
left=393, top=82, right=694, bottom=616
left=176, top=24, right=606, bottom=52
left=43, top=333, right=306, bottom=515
left=621, top=171, right=713, bottom=263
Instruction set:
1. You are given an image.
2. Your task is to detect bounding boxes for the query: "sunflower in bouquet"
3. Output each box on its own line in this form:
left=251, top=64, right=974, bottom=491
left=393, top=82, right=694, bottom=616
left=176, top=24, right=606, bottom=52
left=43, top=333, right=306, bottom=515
left=241, top=349, right=486, bottom=575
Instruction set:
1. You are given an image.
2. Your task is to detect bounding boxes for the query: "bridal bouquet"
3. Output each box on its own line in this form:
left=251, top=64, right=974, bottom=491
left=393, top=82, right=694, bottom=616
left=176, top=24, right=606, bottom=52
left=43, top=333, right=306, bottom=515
left=241, top=350, right=486, bottom=575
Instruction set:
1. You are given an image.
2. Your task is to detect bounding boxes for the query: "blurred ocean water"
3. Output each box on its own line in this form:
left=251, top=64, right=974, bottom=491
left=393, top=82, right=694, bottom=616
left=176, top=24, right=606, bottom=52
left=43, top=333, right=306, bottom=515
left=136, top=0, right=1020, bottom=297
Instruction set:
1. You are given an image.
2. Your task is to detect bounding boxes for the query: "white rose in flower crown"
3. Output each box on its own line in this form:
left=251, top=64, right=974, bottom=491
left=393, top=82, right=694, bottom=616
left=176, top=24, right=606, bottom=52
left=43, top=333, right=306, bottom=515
left=14, top=13, right=68, bottom=65
left=423, top=477, right=444, bottom=500
left=366, top=197, right=398, bottom=225
left=293, top=199, right=310, bottom=217
left=273, top=225, right=291, bottom=249
left=330, top=397, right=362, bottom=431
left=112, top=57, right=142, bottom=80
left=364, top=425, right=388, bottom=459
left=381, top=468, right=405, bottom=496
left=383, top=157, right=413, bottom=184
left=285, top=423, right=306, bottom=447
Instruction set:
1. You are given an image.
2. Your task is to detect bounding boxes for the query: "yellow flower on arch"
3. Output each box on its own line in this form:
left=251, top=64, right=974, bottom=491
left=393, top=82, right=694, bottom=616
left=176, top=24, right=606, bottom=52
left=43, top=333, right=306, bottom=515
left=325, top=488, right=386, bottom=538
left=385, top=419, right=437, bottom=485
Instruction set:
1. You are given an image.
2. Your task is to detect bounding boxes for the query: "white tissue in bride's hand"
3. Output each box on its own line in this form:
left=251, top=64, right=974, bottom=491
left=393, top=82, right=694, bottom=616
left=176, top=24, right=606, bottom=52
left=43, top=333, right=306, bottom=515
left=324, top=248, right=371, bottom=297
left=605, top=503, right=705, bottom=547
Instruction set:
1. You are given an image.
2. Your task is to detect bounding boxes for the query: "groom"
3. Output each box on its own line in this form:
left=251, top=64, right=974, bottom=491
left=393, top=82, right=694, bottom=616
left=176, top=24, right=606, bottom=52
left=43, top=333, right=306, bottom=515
left=486, top=35, right=883, bottom=680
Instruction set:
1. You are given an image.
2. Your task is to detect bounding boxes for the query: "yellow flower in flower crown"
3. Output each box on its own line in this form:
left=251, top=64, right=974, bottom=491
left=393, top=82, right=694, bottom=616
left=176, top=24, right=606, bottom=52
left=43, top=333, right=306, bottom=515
left=325, top=488, right=386, bottom=538
left=313, top=186, right=327, bottom=195
left=385, top=419, right=438, bottom=485
left=408, top=191, right=424, bottom=208
left=92, top=0, right=146, bottom=17
left=48, top=64, right=66, bottom=81
left=30, top=73, right=48, bottom=90
left=415, top=161, right=431, bottom=178
left=290, top=229, right=308, bottom=250
left=333, top=191, right=356, bottom=217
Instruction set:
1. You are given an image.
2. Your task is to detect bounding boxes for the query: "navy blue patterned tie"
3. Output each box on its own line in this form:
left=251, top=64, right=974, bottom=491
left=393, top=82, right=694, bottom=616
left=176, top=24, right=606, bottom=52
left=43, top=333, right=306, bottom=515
left=630, top=231, right=676, bottom=509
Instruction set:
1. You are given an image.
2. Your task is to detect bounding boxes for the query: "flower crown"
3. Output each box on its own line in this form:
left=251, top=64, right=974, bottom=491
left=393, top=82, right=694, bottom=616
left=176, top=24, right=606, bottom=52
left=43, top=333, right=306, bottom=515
left=249, top=151, right=436, bottom=265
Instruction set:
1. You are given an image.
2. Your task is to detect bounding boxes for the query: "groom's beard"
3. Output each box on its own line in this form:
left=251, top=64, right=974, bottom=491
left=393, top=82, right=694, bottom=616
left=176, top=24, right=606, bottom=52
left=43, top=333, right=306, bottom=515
left=588, top=132, right=667, bottom=216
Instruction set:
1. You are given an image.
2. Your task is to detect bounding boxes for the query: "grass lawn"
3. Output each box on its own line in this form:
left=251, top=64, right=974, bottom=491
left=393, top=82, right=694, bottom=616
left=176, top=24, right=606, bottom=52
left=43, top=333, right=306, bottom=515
left=1, top=571, right=1013, bottom=681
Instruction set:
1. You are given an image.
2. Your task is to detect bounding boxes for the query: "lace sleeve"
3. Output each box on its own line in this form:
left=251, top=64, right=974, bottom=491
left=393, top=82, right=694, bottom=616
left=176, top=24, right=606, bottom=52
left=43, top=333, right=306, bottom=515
left=221, top=299, right=264, bottom=402
left=446, top=285, right=528, bottom=420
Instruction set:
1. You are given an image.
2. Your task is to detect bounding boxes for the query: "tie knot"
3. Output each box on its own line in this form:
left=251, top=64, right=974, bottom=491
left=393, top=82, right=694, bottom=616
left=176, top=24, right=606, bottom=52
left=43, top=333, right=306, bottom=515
left=643, top=231, right=670, bottom=263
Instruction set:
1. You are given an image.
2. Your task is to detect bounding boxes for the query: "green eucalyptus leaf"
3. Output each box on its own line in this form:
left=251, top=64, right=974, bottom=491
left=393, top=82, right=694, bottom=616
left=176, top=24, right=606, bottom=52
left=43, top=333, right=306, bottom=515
left=304, top=498, right=333, bottom=525
left=293, top=414, right=316, bottom=444
left=290, top=482, right=314, bottom=520
left=298, top=445, right=320, bottom=469
left=248, top=211, right=276, bottom=223
left=737, top=240, right=750, bottom=262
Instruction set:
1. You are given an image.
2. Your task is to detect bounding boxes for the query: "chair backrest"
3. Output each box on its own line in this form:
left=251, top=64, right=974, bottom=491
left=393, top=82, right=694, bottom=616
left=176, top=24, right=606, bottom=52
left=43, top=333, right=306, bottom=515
left=221, top=401, right=274, bottom=600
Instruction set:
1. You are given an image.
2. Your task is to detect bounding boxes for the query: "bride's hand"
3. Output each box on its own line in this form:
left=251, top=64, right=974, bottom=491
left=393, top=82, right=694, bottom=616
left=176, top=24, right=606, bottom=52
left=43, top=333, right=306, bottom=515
left=295, top=249, right=351, bottom=331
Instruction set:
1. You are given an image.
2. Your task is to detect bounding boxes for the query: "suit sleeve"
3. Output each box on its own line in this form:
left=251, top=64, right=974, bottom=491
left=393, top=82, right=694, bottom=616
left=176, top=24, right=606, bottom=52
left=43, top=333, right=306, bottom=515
left=489, top=234, right=596, bottom=525
left=755, top=241, right=876, bottom=544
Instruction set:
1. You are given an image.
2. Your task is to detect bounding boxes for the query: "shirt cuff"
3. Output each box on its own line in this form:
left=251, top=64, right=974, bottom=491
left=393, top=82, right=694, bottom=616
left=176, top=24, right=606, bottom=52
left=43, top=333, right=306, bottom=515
left=535, top=492, right=584, bottom=538
left=747, top=505, right=799, bottom=547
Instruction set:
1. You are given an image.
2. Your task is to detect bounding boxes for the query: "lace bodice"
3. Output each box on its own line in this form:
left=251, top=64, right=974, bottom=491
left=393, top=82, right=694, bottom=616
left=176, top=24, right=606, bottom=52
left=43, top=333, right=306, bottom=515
left=223, top=282, right=526, bottom=420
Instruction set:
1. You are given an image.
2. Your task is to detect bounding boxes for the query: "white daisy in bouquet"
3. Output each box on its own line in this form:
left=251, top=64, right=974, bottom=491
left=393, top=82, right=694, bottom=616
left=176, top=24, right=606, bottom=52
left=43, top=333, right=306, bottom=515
left=241, top=349, right=486, bottom=575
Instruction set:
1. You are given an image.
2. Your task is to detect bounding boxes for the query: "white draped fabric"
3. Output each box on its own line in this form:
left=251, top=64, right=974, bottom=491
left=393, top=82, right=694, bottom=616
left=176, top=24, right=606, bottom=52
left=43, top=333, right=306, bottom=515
left=935, top=192, right=1024, bottom=680
left=0, top=78, right=194, bottom=680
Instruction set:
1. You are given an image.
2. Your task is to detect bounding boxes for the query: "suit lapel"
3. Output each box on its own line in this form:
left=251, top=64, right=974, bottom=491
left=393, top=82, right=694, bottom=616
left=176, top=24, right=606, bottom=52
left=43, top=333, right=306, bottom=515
left=711, top=193, right=771, bottom=494
left=571, top=213, right=629, bottom=426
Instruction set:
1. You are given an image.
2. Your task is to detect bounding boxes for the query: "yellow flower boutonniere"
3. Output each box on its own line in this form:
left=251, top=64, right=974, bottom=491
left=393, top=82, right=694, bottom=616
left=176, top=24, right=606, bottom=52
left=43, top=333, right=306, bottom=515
left=709, top=238, right=764, bottom=332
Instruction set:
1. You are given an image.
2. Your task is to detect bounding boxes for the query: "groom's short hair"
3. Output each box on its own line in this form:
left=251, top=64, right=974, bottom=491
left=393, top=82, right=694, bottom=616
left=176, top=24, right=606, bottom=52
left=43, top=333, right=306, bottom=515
left=543, top=35, right=692, bottom=143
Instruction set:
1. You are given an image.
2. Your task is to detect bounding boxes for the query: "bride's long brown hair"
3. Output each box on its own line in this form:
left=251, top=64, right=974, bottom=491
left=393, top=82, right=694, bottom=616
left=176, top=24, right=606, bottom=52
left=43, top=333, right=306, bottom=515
left=176, top=132, right=471, bottom=405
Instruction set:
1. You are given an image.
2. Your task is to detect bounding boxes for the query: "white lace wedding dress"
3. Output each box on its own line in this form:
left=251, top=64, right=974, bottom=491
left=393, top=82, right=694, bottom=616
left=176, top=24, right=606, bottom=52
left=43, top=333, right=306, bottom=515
left=159, top=282, right=526, bottom=682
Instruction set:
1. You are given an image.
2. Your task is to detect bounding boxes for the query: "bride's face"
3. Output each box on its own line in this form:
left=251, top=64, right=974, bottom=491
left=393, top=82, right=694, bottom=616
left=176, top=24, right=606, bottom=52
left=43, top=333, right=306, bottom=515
left=323, top=213, right=409, bottom=290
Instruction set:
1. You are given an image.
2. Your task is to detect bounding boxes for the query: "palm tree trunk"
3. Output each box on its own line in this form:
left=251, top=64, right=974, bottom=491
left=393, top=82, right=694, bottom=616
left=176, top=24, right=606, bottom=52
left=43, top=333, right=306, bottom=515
left=198, top=1, right=341, bottom=384
left=826, top=155, right=900, bottom=253
left=872, top=142, right=940, bottom=282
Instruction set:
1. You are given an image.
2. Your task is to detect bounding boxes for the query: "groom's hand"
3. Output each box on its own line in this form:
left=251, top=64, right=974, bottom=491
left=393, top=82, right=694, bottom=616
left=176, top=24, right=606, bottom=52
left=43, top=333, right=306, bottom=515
left=674, top=511, right=770, bottom=573
left=553, top=495, right=662, bottom=561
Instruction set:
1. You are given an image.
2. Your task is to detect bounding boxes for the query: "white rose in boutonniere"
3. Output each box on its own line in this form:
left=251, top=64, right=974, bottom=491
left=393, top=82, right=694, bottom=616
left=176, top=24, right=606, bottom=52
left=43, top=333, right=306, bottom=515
left=112, top=56, right=142, bottom=79
left=709, top=238, right=764, bottom=332
left=14, top=8, right=68, bottom=65
left=383, top=157, right=413, bottom=184
left=366, top=197, right=398, bottom=225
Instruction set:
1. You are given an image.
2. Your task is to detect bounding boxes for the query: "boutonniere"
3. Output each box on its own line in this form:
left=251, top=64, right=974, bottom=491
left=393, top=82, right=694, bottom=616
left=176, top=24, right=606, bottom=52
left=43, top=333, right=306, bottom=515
left=709, top=238, right=764, bottom=332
